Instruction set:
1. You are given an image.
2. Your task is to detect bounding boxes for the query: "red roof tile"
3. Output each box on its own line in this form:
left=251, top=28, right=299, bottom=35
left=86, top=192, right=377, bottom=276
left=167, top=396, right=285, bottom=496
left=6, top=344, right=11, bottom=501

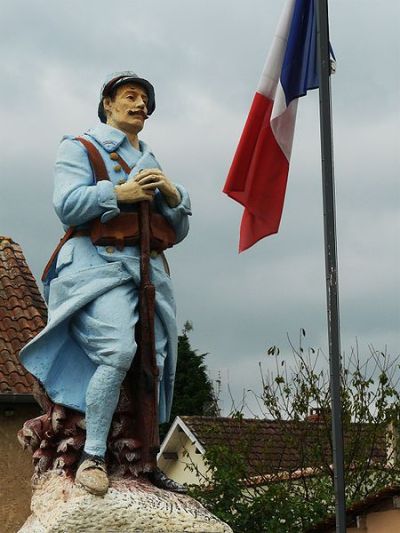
left=0, top=237, right=47, bottom=394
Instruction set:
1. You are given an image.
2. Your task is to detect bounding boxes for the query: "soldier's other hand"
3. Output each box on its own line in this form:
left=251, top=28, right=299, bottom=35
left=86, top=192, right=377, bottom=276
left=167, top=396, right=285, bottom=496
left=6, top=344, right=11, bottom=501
left=134, top=169, right=181, bottom=207
left=114, top=179, right=155, bottom=204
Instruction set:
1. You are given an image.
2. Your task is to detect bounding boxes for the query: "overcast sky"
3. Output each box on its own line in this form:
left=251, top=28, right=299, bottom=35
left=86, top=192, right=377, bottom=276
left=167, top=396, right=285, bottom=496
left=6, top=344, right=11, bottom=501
left=1, top=0, right=399, bottom=414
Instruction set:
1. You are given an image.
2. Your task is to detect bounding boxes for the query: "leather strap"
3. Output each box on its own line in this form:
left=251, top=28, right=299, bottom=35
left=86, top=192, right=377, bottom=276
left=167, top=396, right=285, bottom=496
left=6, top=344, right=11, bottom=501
left=41, top=227, right=75, bottom=281
left=113, top=152, right=131, bottom=175
left=76, top=136, right=132, bottom=181
left=76, top=136, right=110, bottom=182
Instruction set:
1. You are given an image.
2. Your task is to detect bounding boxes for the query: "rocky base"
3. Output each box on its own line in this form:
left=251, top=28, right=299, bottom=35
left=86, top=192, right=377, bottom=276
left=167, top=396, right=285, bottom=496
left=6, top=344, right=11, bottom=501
left=18, top=382, right=153, bottom=477
left=18, top=471, right=232, bottom=533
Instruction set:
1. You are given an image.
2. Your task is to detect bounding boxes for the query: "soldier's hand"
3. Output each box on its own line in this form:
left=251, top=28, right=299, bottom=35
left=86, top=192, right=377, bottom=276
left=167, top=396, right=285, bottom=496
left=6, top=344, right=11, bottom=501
left=134, top=169, right=181, bottom=207
left=114, top=179, right=155, bottom=204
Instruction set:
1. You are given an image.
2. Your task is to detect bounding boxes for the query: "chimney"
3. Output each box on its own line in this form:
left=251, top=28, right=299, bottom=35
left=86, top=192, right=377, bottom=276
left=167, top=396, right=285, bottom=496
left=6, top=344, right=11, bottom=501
left=306, top=407, right=330, bottom=422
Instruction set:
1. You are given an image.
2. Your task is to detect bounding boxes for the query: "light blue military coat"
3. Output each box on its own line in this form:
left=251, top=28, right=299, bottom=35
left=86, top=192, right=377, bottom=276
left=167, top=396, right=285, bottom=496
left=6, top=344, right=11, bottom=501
left=20, top=123, right=191, bottom=423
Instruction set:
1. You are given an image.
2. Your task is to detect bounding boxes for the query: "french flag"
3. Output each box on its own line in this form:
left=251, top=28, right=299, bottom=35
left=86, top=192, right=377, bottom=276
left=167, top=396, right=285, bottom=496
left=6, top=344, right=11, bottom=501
left=223, top=0, right=321, bottom=252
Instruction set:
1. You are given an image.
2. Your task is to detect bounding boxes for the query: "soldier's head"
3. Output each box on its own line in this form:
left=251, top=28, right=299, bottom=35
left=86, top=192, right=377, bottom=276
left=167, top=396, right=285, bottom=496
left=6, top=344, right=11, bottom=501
left=98, top=72, right=155, bottom=135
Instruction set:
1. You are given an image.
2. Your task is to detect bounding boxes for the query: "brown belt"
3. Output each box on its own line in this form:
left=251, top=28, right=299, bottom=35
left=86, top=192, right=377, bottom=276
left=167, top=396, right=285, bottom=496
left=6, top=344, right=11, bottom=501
left=73, top=229, right=170, bottom=276
left=74, top=227, right=142, bottom=250
left=42, top=228, right=171, bottom=281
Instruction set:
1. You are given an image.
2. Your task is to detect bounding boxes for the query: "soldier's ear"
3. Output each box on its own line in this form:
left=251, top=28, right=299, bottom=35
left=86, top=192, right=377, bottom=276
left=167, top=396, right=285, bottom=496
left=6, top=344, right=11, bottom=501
left=103, top=97, right=112, bottom=117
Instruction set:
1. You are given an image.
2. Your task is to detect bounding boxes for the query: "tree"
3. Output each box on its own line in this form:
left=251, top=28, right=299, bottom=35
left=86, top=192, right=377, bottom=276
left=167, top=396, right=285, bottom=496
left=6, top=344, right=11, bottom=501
left=160, top=321, right=219, bottom=438
left=189, top=335, right=400, bottom=532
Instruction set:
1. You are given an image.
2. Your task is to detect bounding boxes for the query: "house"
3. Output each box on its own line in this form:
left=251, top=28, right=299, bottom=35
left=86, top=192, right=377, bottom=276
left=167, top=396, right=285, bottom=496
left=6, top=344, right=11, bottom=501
left=158, top=415, right=387, bottom=487
left=309, top=485, right=400, bottom=532
left=158, top=413, right=322, bottom=487
left=0, top=237, right=45, bottom=532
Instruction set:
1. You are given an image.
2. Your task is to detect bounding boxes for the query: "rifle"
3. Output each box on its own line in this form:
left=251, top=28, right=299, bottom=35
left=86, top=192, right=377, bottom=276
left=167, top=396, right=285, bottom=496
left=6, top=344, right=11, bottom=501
left=129, top=199, right=160, bottom=471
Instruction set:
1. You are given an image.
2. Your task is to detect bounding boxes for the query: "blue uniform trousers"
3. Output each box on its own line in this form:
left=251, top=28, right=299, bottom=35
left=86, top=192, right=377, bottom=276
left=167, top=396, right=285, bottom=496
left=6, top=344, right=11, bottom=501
left=70, top=282, right=168, bottom=457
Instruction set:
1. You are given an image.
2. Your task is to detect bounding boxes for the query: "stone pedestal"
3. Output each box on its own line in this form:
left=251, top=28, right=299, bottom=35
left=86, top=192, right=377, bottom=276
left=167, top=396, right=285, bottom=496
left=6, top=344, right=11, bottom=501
left=19, top=471, right=232, bottom=533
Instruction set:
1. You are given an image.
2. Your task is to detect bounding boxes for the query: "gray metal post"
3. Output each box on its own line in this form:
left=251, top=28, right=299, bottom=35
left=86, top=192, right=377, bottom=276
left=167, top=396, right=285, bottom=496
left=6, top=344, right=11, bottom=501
left=314, top=0, right=346, bottom=531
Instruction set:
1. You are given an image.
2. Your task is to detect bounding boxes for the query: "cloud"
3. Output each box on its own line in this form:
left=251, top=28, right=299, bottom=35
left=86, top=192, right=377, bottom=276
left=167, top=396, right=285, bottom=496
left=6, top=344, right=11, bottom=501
left=1, top=0, right=399, bottom=413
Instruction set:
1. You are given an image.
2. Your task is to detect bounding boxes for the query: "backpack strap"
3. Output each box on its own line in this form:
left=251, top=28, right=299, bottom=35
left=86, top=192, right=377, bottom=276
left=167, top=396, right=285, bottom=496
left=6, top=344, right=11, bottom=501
left=76, top=136, right=133, bottom=180
left=41, top=227, right=75, bottom=281
left=75, top=136, right=110, bottom=182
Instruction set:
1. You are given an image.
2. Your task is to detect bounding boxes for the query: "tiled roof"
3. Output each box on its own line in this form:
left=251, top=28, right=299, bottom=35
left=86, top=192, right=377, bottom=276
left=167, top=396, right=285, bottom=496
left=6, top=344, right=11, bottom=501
left=180, top=416, right=387, bottom=476
left=0, top=237, right=47, bottom=394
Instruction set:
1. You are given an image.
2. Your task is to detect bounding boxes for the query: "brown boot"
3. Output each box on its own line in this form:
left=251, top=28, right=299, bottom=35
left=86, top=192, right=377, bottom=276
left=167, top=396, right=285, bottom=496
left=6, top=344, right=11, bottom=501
left=75, top=454, right=109, bottom=496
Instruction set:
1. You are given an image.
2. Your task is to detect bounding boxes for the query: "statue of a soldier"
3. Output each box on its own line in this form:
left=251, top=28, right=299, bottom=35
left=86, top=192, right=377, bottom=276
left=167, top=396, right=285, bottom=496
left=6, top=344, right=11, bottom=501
left=20, top=71, right=191, bottom=496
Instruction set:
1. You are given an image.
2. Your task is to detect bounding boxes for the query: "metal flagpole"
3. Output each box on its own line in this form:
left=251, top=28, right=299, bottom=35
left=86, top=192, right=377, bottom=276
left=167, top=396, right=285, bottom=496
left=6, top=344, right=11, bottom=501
left=314, top=0, right=346, bottom=531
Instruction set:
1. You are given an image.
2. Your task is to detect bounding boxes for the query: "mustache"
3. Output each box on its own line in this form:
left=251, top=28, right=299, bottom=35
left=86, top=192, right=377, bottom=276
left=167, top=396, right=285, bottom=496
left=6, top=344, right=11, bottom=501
left=127, top=110, right=148, bottom=119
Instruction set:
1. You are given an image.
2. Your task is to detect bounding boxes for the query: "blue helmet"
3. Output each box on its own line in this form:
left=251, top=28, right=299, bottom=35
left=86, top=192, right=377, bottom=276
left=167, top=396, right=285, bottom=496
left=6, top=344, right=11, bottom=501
left=98, top=71, right=156, bottom=123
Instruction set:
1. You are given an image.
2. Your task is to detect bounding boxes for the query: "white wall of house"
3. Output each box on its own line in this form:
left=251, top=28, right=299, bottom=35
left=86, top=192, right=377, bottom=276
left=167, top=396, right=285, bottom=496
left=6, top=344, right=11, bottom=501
left=158, top=429, right=210, bottom=485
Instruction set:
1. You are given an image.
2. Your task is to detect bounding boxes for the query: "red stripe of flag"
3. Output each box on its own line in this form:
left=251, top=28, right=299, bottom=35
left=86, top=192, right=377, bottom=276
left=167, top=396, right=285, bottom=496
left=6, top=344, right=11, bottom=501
left=223, top=92, right=289, bottom=252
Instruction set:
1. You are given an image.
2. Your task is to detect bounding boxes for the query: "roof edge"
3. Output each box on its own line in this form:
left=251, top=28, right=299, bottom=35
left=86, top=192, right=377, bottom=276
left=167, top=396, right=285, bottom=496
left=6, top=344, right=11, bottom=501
left=158, top=416, right=206, bottom=458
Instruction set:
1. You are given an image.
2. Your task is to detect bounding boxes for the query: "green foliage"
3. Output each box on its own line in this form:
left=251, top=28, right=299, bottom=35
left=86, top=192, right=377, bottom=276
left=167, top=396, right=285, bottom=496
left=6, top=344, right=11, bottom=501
left=189, top=337, right=400, bottom=532
left=190, top=463, right=336, bottom=532
left=160, top=321, right=219, bottom=438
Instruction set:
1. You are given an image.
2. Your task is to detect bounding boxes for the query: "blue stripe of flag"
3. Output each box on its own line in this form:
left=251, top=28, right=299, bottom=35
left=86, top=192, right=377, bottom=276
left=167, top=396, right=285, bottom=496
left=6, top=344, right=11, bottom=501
left=280, top=0, right=319, bottom=106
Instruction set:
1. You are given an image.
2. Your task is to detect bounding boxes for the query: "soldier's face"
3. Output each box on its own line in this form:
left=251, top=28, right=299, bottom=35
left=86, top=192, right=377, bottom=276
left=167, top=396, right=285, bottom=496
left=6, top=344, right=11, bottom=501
left=104, top=83, right=149, bottom=134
